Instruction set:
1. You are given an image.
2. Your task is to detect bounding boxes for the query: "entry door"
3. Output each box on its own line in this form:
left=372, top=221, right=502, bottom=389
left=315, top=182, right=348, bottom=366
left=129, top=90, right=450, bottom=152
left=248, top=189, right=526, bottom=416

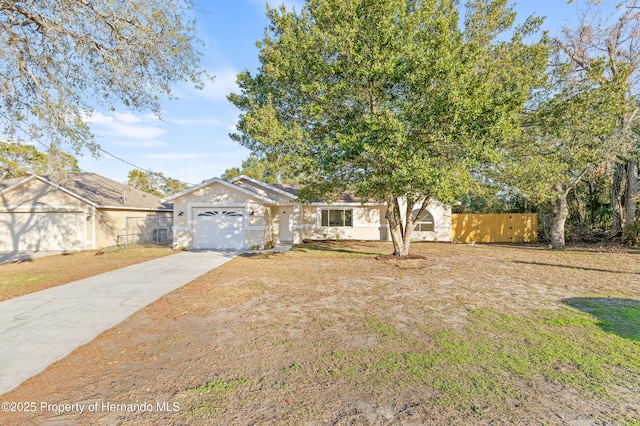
left=278, top=208, right=293, bottom=242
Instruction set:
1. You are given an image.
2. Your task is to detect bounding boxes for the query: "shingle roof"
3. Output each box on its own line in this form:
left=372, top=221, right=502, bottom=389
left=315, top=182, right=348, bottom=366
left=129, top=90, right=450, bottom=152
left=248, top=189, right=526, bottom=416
left=270, top=183, right=300, bottom=197
left=270, top=183, right=368, bottom=204
left=0, top=173, right=170, bottom=210
left=58, top=173, right=170, bottom=209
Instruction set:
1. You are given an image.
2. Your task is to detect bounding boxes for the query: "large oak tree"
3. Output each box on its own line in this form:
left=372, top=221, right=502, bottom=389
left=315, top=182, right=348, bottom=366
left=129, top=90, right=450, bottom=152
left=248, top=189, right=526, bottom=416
left=229, top=0, right=549, bottom=255
left=0, top=0, right=206, bottom=175
left=501, top=62, right=624, bottom=249
left=560, top=0, right=640, bottom=236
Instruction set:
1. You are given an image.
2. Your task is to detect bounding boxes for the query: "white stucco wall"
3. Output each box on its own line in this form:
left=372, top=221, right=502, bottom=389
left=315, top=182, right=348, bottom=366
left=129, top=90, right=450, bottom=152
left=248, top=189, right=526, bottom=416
left=300, top=205, right=390, bottom=241
left=169, top=182, right=270, bottom=250
left=405, top=199, right=452, bottom=242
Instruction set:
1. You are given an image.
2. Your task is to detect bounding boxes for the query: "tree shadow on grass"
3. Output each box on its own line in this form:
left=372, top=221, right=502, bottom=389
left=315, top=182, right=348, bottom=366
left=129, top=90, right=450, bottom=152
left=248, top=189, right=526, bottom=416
left=292, top=241, right=384, bottom=256
left=514, top=260, right=640, bottom=275
left=562, top=298, right=640, bottom=342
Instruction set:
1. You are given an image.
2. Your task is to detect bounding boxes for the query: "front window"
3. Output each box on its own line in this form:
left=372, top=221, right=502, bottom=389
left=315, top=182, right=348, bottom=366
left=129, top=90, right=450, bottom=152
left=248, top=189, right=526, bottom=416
left=321, top=209, right=353, bottom=227
left=413, top=209, right=434, bottom=232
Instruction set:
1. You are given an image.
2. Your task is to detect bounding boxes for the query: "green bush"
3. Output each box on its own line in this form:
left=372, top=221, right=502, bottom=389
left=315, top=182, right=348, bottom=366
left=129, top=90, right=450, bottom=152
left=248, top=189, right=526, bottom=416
left=622, top=220, right=640, bottom=246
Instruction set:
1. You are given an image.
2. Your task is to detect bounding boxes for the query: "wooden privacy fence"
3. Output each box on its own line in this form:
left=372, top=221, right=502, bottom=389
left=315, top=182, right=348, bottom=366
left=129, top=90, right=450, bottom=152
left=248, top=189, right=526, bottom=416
left=451, top=213, right=538, bottom=243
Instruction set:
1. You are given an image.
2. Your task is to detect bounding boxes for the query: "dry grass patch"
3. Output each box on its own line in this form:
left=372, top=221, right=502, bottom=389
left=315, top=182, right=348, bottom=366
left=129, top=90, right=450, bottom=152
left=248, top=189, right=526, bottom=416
left=2, top=241, right=640, bottom=425
left=0, top=245, right=175, bottom=301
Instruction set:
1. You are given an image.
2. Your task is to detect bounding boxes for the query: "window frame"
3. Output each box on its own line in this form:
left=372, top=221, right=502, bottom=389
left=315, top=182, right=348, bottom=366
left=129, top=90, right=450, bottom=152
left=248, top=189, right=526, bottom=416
left=320, top=208, right=353, bottom=227
left=413, top=209, right=435, bottom=232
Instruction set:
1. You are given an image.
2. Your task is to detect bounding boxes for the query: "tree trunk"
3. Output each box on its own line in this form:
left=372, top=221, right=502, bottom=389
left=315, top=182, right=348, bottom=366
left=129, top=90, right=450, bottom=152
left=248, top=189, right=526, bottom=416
left=385, top=196, right=408, bottom=256
left=611, top=161, right=626, bottom=236
left=550, top=186, right=569, bottom=249
left=385, top=195, right=424, bottom=256
left=625, top=158, right=638, bottom=228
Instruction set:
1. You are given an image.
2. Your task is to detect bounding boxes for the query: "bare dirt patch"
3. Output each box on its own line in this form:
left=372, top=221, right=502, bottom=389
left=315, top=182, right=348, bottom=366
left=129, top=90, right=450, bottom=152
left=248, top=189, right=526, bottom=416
left=0, top=245, right=175, bottom=302
left=2, top=241, right=640, bottom=425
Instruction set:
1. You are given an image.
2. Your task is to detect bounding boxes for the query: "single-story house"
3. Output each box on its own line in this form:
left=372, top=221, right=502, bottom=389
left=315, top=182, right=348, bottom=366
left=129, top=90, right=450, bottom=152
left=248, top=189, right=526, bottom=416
left=0, top=173, right=172, bottom=252
left=162, top=175, right=451, bottom=250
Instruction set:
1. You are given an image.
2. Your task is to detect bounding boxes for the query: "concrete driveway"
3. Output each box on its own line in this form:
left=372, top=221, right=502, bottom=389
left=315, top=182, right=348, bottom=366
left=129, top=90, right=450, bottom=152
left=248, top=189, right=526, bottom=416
left=0, top=250, right=242, bottom=395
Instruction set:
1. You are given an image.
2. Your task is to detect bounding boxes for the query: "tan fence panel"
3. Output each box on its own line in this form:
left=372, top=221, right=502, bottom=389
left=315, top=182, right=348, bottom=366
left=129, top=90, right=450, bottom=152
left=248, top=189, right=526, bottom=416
left=451, top=213, right=537, bottom=243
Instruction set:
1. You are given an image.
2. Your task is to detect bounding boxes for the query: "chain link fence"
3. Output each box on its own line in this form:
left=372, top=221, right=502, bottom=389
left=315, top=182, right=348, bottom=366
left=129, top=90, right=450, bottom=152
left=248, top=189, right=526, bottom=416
left=121, top=214, right=173, bottom=247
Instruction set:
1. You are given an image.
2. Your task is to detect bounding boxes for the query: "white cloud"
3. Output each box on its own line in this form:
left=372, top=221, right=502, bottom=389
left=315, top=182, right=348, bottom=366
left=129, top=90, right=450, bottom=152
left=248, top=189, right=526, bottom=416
left=114, top=124, right=166, bottom=140
left=198, top=67, right=240, bottom=103
left=87, top=111, right=166, bottom=140
left=113, top=112, right=142, bottom=124
left=86, top=111, right=114, bottom=125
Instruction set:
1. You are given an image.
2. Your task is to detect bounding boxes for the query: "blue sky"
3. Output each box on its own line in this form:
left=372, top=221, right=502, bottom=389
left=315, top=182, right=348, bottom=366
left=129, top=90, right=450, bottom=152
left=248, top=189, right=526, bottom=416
left=76, top=0, right=615, bottom=185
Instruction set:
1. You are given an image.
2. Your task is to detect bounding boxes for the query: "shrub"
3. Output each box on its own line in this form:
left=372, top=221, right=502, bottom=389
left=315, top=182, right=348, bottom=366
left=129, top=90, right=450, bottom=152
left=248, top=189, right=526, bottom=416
left=622, top=220, right=640, bottom=246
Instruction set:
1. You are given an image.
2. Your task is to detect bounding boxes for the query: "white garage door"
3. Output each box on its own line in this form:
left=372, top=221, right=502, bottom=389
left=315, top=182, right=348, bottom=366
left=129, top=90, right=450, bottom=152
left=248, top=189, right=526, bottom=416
left=0, top=211, right=84, bottom=252
left=192, top=209, right=244, bottom=250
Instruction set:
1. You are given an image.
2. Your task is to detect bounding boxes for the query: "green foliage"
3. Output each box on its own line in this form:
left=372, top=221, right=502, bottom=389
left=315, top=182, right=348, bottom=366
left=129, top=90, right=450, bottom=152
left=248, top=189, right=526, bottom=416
left=229, top=0, right=550, bottom=254
left=0, top=141, right=79, bottom=180
left=623, top=219, right=640, bottom=246
left=220, top=166, right=241, bottom=181
left=504, top=73, right=624, bottom=204
left=221, top=155, right=297, bottom=184
left=127, top=169, right=188, bottom=198
left=0, top=0, right=206, bottom=155
left=498, top=40, right=627, bottom=247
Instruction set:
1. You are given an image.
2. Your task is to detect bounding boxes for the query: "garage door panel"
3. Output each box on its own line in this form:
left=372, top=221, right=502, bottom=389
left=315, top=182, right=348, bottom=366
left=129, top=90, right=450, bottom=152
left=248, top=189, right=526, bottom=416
left=193, top=209, right=244, bottom=250
left=0, top=212, right=84, bottom=252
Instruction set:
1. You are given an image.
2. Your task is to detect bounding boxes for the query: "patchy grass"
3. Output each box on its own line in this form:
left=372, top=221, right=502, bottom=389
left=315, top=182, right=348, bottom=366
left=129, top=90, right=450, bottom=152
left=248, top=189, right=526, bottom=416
left=0, top=245, right=175, bottom=301
left=2, top=241, right=640, bottom=425
left=563, top=297, right=640, bottom=342
left=186, top=377, right=255, bottom=417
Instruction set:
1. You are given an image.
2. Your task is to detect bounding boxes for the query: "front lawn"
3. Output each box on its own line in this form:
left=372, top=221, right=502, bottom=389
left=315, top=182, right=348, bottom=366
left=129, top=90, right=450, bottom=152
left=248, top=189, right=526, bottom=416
left=2, top=241, right=639, bottom=424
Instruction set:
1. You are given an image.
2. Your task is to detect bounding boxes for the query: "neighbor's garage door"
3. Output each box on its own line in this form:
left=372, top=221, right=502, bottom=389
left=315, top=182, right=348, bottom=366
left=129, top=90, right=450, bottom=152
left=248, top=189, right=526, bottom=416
left=0, top=211, right=84, bottom=252
left=192, top=208, right=244, bottom=250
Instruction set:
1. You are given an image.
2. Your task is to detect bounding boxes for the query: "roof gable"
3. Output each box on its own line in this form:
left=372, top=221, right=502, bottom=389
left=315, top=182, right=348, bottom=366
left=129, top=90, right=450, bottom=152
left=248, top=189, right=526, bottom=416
left=231, top=175, right=297, bottom=200
left=0, top=173, right=169, bottom=210
left=0, top=175, right=37, bottom=195
left=62, top=173, right=168, bottom=210
left=162, top=177, right=277, bottom=204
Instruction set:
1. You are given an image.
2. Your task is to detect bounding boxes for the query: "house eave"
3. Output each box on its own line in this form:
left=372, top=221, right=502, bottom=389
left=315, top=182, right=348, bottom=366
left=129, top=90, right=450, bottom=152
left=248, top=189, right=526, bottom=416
left=162, top=177, right=278, bottom=205
left=230, top=175, right=297, bottom=200
left=1, top=175, right=101, bottom=208
left=309, top=202, right=386, bottom=207
left=97, top=206, right=173, bottom=212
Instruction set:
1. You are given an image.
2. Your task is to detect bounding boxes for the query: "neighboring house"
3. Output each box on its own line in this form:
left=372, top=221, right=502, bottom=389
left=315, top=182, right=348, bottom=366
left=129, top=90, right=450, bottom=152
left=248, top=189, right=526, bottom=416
left=0, top=173, right=172, bottom=252
left=163, top=175, right=451, bottom=250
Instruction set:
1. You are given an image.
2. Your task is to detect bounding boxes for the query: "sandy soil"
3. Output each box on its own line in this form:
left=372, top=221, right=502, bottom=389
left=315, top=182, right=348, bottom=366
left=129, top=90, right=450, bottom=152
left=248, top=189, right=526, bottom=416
left=1, top=241, right=639, bottom=425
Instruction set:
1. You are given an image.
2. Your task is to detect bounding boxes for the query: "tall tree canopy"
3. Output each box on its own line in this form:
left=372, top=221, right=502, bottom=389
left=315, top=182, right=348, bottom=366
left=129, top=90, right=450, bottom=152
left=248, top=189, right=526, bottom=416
left=0, top=0, right=206, bottom=163
left=229, top=0, right=549, bottom=255
left=127, top=169, right=189, bottom=198
left=0, top=141, right=79, bottom=180
left=558, top=0, right=640, bottom=236
left=221, top=155, right=299, bottom=184
left=501, top=59, right=624, bottom=248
